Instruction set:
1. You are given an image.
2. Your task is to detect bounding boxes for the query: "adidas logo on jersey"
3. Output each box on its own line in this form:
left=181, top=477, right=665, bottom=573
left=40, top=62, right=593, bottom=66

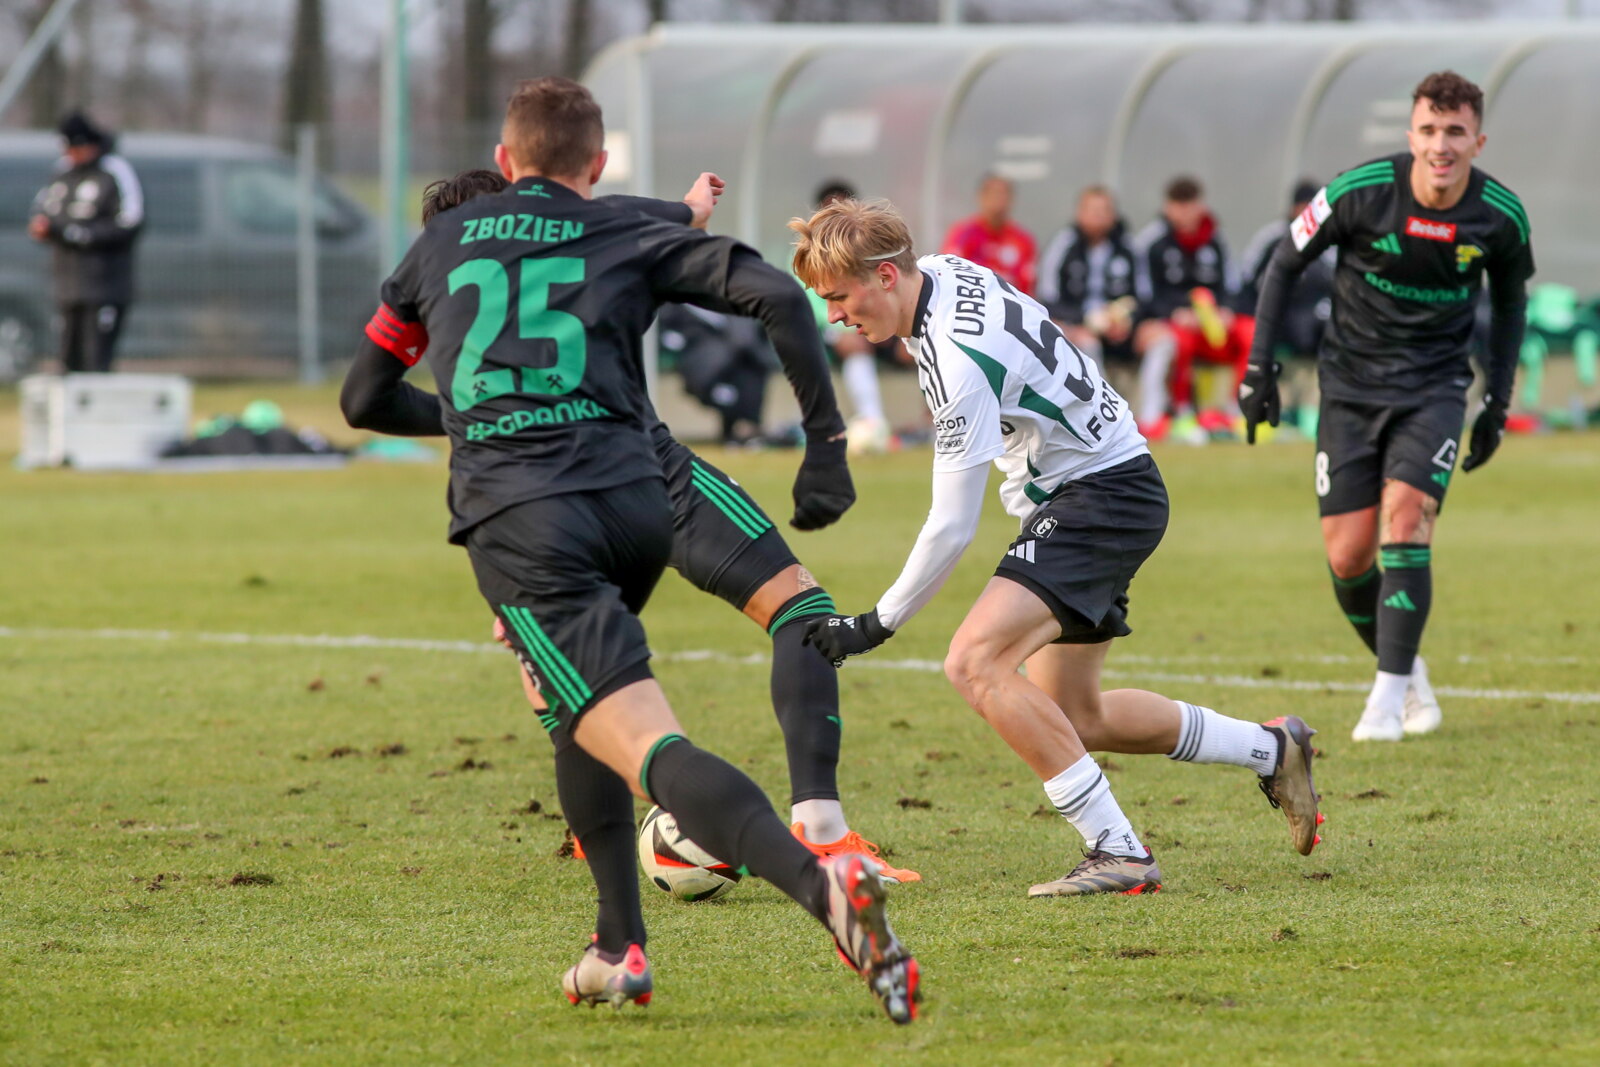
left=1371, top=233, right=1402, bottom=255
left=1007, top=540, right=1037, bottom=564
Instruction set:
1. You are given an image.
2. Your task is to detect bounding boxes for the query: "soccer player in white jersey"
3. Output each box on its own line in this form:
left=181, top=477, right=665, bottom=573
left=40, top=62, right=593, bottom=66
left=791, top=199, right=1324, bottom=896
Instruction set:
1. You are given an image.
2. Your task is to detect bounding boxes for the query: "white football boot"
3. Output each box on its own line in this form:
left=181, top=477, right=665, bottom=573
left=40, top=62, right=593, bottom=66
left=1403, top=655, right=1443, bottom=735
left=1351, top=701, right=1404, bottom=742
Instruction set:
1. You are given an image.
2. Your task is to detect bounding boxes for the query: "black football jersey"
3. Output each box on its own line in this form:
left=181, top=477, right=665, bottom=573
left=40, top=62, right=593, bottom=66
left=375, top=178, right=761, bottom=542
left=1283, top=152, right=1534, bottom=402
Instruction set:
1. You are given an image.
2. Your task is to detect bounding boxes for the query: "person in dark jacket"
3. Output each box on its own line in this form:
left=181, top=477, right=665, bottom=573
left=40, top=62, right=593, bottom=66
left=28, top=110, right=144, bottom=373
left=1238, top=179, right=1336, bottom=361
left=1131, top=176, right=1251, bottom=437
left=1037, top=185, right=1141, bottom=372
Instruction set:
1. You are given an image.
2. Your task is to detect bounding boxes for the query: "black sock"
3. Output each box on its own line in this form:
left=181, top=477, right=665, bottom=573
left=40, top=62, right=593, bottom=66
left=1329, top=563, right=1381, bottom=655
left=1376, top=544, right=1432, bottom=675
left=768, top=589, right=842, bottom=805
left=641, top=736, right=828, bottom=920
left=555, top=740, right=645, bottom=954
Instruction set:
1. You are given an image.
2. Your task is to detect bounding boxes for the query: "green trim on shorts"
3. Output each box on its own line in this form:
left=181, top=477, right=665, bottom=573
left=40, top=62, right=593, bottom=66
left=690, top=461, right=773, bottom=539
left=640, top=733, right=687, bottom=800
left=500, top=605, right=594, bottom=713
left=766, top=591, right=837, bottom=636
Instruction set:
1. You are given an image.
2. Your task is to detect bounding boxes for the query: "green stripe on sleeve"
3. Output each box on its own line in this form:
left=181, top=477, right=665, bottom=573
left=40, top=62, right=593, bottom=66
left=1484, top=182, right=1529, bottom=226
left=1325, top=174, right=1393, bottom=204
left=1327, top=162, right=1394, bottom=200
left=1482, top=186, right=1530, bottom=244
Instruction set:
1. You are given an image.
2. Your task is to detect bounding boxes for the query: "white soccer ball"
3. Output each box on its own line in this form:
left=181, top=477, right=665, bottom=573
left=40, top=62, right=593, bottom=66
left=637, top=805, right=741, bottom=902
left=846, top=413, right=892, bottom=456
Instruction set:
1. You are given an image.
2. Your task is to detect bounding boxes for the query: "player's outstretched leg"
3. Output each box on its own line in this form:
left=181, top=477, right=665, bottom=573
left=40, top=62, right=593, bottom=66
left=576, top=681, right=920, bottom=1024
left=942, top=579, right=1160, bottom=897
left=756, top=573, right=921, bottom=884
left=1026, top=644, right=1324, bottom=856
left=553, top=740, right=653, bottom=1008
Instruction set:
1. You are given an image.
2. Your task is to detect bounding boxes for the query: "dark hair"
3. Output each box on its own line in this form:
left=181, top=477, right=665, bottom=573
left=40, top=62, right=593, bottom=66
left=501, top=76, right=604, bottom=177
left=1164, top=176, right=1202, bottom=203
left=1412, top=70, right=1484, bottom=124
left=421, top=169, right=509, bottom=224
left=58, top=109, right=108, bottom=148
left=814, top=179, right=857, bottom=207
left=1290, top=179, right=1319, bottom=205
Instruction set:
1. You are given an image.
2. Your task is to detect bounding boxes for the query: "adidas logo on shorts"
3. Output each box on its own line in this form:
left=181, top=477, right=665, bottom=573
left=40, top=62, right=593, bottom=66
left=1007, top=540, right=1037, bottom=563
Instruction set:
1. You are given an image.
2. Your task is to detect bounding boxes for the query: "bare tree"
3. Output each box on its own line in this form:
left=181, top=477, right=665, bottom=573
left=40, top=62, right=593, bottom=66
left=462, top=0, right=501, bottom=124
left=11, top=0, right=66, bottom=127
left=281, top=0, right=330, bottom=154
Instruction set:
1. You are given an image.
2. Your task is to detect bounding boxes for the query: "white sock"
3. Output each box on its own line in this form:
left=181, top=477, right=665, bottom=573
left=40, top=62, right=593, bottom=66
left=1167, top=701, right=1278, bottom=776
left=1042, top=753, right=1145, bottom=858
left=841, top=355, right=884, bottom=422
left=790, top=799, right=848, bottom=844
left=1138, top=336, right=1175, bottom=423
left=1368, top=670, right=1410, bottom=713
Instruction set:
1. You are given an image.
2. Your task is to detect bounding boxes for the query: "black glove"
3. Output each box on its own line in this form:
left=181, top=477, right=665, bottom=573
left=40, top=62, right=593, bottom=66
left=790, top=435, right=855, bottom=530
left=1462, top=398, right=1508, bottom=473
left=1237, top=359, right=1281, bottom=445
left=802, top=609, right=893, bottom=668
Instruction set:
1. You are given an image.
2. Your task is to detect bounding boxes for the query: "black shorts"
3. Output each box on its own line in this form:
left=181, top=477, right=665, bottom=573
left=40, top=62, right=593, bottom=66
left=657, top=434, right=799, bottom=610
left=995, top=453, right=1169, bottom=644
left=1315, top=395, right=1465, bottom=517
left=467, top=478, right=673, bottom=741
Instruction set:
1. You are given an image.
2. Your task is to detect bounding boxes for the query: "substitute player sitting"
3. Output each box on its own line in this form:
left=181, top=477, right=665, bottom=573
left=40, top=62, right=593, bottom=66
left=1241, top=70, right=1535, bottom=743
left=793, top=199, right=1322, bottom=897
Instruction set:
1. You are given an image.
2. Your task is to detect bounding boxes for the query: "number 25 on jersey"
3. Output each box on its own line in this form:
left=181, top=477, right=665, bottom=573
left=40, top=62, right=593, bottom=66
left=448, top=256, right=587, bottom=411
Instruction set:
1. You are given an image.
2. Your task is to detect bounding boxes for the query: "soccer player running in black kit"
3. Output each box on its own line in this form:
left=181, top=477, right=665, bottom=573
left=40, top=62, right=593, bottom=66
left=420, top=167, right=919, bottom=884
left=1241, top=71, right=1535, bottom=743
left=339, top=78, right=918, bottom=1023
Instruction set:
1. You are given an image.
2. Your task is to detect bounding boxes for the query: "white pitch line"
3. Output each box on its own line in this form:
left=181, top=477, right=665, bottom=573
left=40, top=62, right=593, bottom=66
left=3, top=625, right=1597, bottom=706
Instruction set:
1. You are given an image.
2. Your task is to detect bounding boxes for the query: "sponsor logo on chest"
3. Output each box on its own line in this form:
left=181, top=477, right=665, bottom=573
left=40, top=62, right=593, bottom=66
left=1405, top=216, right=1456, bottom=242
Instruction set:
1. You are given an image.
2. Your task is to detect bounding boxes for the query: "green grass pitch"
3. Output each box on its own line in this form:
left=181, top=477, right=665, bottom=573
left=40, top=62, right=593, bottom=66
left=2, top=385, right=1597, bottom=1065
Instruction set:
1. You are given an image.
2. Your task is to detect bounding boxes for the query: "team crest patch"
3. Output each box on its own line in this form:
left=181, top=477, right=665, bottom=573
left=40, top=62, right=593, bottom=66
left=1405, top=216, right=1456, bottom=242
left=1290, top=189, right=1331, bottom=250
left=1455, top=244, right=1484, bottom=272
left=1031, top=515, right=1058, bottom=539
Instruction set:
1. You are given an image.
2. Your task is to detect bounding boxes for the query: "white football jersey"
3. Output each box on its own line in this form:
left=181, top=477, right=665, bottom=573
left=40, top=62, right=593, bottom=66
left=904, top=254, right=1147, bottom=520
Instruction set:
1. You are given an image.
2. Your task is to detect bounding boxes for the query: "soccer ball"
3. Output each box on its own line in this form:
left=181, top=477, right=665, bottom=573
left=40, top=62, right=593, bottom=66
left=637, top=805, right=741, bottom=902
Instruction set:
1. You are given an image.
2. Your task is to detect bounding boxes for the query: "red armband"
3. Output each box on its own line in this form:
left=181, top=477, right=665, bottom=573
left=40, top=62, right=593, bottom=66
left=365, top=303, right=429, bottom=366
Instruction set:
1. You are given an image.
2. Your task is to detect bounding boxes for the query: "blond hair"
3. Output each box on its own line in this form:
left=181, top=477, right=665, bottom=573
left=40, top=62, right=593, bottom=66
left=788, top=198, right=919, bottom=290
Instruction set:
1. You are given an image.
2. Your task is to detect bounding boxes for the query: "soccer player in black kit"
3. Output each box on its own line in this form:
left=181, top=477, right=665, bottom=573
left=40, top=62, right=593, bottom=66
left=339, top=78, right=918, bottom=1022
left=421, top=168, right=922, bottom=885
left=1241, top=71, right=1534, bottom=743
